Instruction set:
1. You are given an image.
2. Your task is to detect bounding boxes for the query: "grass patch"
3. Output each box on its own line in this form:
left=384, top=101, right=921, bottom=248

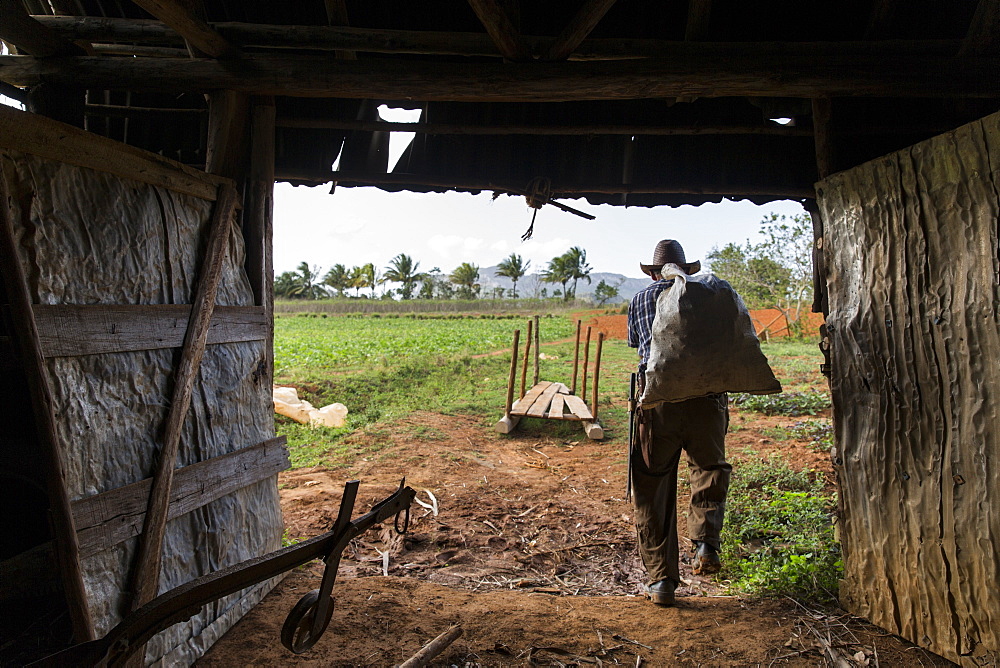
left=722, top=453, right=841, bottom=602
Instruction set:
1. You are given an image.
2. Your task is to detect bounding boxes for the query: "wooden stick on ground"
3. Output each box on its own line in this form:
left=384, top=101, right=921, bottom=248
left=571, top=319, right=581, bottom=393
left=126, top=183, right=238, bottom=613
left=520, top=317, right=532, bottom=399
left=398, top=625, right=464, bottom=668
left=532, top=314, right=540, bottom=386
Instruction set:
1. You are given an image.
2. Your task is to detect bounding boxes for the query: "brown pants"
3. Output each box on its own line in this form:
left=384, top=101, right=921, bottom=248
left=632, top=393, right=730, bottom=585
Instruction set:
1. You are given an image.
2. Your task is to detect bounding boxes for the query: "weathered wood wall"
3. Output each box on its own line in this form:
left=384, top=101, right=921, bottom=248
left=818, top=111, right=1000, bottom=666
left=0, top=106, right=284, bottom=665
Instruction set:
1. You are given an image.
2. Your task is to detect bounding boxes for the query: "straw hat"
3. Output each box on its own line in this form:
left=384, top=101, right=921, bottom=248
left=640, top=239, right=701, bottom=276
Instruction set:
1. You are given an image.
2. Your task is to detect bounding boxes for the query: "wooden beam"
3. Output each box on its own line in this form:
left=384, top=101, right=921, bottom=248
left=2, top=53, right=997, bottom=100
left=466, top=0, right=529, bottom=61
left=130, top=0, right=238, bottom=59
left=73, top=437, right=289, bottom=559
left=323, top=0, right=355, bottom=60
left=31, top=17, right=967, bottom=61
left=84, top=102, right=206, bottom=117
left=684, top=0, right=713, bottom=41
left=277, top=169, right=816, bottom=200
left=34, top=304, right=267, bottom=357
left=812, top=97, right=834, bottom=179
left=0, top=166, right=94, bottom=642
left=0, top=105, right=226, bottom=200
left=0, top=0, right=85, bottom=57
left=126, top=183, right=238, bottom=613
left=276, top=117, right=812, bottom=136
left=206, top=89, right=249, bottom=180
left=544, top=0, right=617, bottom=61
left=961, top=0, right=1000, bottom=56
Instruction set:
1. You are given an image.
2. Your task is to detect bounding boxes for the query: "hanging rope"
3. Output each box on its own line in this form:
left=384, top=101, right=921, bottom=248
left=521, top=177, right=552, bottom=241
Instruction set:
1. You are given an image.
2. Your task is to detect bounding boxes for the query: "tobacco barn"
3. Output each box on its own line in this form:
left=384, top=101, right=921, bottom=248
left=1, top=0, right=998, bottom=665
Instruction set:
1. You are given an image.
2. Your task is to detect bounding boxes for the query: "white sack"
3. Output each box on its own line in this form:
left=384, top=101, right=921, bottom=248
left=640, top=265, right=782, bottom=406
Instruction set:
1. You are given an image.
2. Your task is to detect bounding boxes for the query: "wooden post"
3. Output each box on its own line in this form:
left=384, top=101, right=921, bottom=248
left=532, top=314, right=540, bottom=386
left=812, top=96, right=834, bottom=179
left=520, top=317, right=532, bottom=398
left=581, top=325, right=592, bottom=400
left=0, top=167, right=95, bottom=642
left=570, top=319, right=582, bottom=394
left=505, top=329, right=520, bottom=415
left=246, top=96, right=275, bottom=383
left=126, top=183, right=238, bottom=614
left=591, top=332, right=604, bottom=420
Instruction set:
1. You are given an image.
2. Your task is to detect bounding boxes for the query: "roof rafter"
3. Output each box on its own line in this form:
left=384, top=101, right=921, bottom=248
left=0, top=0, right=85, bottom=57
left=2, top=53, right=997, bottom=100
left=130, top=0, right=238, bottom=58
left=30, top=16, right=966, bottom=61
left=466, top=0, right=530, bottom=61
left=544, top=0, right=618, bottom=61
left=961, top=0, right=1000, bottom=56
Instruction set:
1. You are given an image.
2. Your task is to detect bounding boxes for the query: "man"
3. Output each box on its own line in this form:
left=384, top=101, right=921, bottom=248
left=627, top=239, right=731, bottom=606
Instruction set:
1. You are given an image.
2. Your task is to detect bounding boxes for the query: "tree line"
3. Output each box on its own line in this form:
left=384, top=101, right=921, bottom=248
left=274, top=246, right=622, bottom=304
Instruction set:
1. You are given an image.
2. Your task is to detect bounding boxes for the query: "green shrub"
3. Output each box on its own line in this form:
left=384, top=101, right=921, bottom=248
left=721, top=455, right=841, bottom=601
left=732, top=391, right=831, bottom=416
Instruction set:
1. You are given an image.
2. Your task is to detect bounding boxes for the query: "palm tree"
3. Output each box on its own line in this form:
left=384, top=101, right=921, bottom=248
left=449, top=262, right=480, bottom=299
left=495, top=253, right=530, bottom=298
left=541, top=254, right=573, bottom=301
left=322, top=263, right=350, bottom=297
left=563, top=246, right=592, bottom=300
left=348, top=265, right=367, bottom=297
left=384, top=253, right=425, bottom=300
left=360, top=262, right=377, bottom=297
left=289, top=262, right=324, bottom=299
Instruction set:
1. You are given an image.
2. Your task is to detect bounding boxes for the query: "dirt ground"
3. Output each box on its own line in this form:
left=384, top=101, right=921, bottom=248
left=199, top=407, right=953, bottom=667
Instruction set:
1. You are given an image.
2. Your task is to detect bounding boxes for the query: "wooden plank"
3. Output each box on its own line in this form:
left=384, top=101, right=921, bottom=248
left=32, top=17, right=966, bottom=61
left=0, top=105, right=226, bottom=201
left=547, top=393, right=565, bottom=419
left=131, top=0, right=238, bottom=58
left=544, top=0, right=617, bottom=61
left=467, top=0, right=529, bottom=61
left=275, top=117, right=813, bottom=137
left=73, top=437, right=289, bottom=559
left=0, top=0, right=85, bottom=57
left=4, top=53, right=999, bottom=100
left=34, top=305, right=267, bottom=357
left=0, top=165, right=94, bottom=641
left=126, top=183, right=237, bottom=613
left=553, top=382, right=571, bottom=394
left=526, top=382, right=562, bottom=418
left=563, top=393, right=594, bottom=421
left=510, top=381, right=552, bottom=415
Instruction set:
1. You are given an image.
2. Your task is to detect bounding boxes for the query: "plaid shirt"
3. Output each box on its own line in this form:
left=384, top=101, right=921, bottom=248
left=627, top=278, right=674, bottom=366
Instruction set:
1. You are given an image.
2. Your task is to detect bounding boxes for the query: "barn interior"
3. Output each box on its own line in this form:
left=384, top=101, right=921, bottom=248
left=1, top=0, right=998, bottom=665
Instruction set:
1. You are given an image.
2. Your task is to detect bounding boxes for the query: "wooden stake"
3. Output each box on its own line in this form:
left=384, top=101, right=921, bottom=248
left=505, top=329, right=520, bottom=416
left=399, top=625, right=464, bottom=668
left=520, top=318, right=532, bottom=398
left=0, top=166, right=94, bottom=642
left=591, top=332, right=604, bottom=421
left=581, top=325, right=592, bottom=401
left=126, top=183, right=238, bottom=613
left=571, top=319, right=582, bottom=394
left=532, top=314, right=540, bottom=386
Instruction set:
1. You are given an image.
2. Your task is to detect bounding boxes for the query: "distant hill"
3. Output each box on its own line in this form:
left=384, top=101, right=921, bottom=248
left=478, top=265, right=649, bottom=303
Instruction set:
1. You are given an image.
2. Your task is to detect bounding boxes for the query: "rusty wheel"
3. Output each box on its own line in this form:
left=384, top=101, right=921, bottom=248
left=280, top=588, right=334, bottom=654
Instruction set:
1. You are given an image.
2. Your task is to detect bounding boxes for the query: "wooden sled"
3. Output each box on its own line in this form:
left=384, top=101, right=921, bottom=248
left=495, top=316, right=605, bottom=440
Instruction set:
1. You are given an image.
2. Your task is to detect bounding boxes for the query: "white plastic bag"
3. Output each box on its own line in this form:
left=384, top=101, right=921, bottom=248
left=640, top=265, right=782, bottom=406
left=273, top=386, right=349, bottom=427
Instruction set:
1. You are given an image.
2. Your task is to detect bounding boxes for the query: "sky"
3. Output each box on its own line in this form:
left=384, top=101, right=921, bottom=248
left=273, top=181, right=807, bottom=281
left=274, top=107, right=808, bottom=280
